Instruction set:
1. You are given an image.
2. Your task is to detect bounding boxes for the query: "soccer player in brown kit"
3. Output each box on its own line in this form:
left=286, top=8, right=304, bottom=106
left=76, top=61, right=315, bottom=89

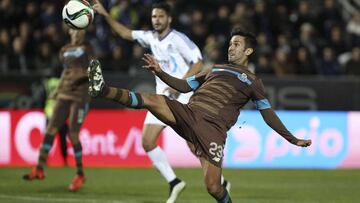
left=23, top=29, right=94, bottom=192
left=88, top=27, right=312, bottom=202
left=93, top=1, right=231, bottom=202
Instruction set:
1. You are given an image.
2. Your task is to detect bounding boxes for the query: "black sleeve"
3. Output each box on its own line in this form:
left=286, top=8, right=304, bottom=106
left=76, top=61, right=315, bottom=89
left=260, top=108, right=299, bottom=144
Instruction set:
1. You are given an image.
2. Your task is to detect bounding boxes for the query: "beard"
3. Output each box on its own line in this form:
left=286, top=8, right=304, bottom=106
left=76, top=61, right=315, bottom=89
left=152, top=20, right=169, bottom=34
left=154, top=25, right=166, bottom=33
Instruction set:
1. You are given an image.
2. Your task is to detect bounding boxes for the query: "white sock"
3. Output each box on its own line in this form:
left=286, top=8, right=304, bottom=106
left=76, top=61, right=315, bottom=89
left=147, top=146, right=176, bottom=182
left=221, top=175, right=224, bottom=184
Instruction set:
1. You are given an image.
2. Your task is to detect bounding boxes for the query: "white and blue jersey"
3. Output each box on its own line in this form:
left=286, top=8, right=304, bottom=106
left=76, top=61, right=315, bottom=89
left=132, top=29, right=202, bottom=125
left=132, top=29, right=202, bottom=94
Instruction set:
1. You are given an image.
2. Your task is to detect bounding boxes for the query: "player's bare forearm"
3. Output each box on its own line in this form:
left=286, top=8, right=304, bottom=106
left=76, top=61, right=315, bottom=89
left=260, top=108, right=312, bottom=147
left=157, top=70, right=192, bottom=93
left=142, top=54, right=192, bottom=93
left=162, top=60, right=202, bottom=98
left=182, top=60, right=203, bottom=79
left=104, top=15, right=133, bottom=40
left=93, top=0, right=133, bottom=40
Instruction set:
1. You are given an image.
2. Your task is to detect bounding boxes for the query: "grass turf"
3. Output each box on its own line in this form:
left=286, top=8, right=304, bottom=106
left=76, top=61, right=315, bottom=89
left=0, top=167, right=359, bottom=203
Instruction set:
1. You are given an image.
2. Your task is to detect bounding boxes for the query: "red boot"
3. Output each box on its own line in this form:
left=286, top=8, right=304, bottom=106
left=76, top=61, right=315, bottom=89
left=23, top=167, right=45, bottom=180
left=69, top=174, right=86, bottom=192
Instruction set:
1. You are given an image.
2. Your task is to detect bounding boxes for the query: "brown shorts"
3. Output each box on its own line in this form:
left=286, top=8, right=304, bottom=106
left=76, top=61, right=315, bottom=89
left=48, top=98, right=89, bottom=133
left=164, top=97, right=226, bottom=167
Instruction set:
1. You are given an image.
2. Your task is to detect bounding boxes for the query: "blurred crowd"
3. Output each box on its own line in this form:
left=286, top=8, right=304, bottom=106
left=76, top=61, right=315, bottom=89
left=0, top=0, right=359, bottom=77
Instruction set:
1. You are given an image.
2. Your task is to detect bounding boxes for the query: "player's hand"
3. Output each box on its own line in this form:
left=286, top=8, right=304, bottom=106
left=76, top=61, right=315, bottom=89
left=142, top=54, right=162, bottom=75
left=295, top=139, right=312, bottom=147
left=93, top=0, right=109, bottom=16
left=164, top=87, right=180, bottom=99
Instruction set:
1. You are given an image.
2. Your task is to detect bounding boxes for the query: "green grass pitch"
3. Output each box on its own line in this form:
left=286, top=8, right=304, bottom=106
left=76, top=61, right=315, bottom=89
left=0, top=167, right=359, bottom=203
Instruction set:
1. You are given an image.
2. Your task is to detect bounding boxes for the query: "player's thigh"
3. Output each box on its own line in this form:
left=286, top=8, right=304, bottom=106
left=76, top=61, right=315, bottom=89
left=142, top=93, right=176, bottom=125
left=47, top=99, right=71, bottom=134
left=186, top=141, right=196, bottom=155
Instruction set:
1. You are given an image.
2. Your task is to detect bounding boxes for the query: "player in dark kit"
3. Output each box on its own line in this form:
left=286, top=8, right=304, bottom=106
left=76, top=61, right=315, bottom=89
left=23, top=29, right=94, bottom=192
left=88, top=27, right=312, bottom=202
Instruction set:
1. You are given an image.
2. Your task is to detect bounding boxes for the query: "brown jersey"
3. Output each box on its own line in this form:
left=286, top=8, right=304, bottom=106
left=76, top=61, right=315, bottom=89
left=187, top=64, right=270, bottom=131
left=164, top=63, right=272, bottom=167
left=57, top=43, right=94, bottom=102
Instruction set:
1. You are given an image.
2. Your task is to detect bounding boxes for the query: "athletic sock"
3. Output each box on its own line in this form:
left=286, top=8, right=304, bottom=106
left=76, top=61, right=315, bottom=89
left=37, top=133, right=55, bottom=170
left=217, top=189, right=232, bottom=203
left=73, top=143, right=84, bottom=176
left=169, top=178, right=181, bottom=189
left=147, top=146, right=176, bottom=182
left=103, top=86, right=143, bottom=109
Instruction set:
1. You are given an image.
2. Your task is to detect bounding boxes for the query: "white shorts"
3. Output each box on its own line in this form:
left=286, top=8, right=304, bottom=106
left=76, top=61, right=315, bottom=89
left=144, top=92, right=192, bottom=126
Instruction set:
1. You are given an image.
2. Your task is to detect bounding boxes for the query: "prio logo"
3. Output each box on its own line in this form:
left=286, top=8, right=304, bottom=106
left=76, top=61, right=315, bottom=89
left=225, top=111, right=348, bottom=169
left=264, top=117, right=344, bottom=161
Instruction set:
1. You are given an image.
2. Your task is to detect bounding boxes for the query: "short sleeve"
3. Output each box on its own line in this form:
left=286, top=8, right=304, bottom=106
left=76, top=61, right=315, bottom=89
left=132, top=30, right=151, bottom=48
left=251, top=79, right=271, bottom=110
left=58, top=44, right=69, bottom=62
left=174, top=32, right=202, bottom=64
left=186, top=70, right=209, bottom=90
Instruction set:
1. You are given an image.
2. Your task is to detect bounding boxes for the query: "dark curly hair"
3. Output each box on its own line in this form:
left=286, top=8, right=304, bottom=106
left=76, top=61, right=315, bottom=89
left=231, top=27, right=257, bottom=50
left=152, top=2, right=172, bottom=16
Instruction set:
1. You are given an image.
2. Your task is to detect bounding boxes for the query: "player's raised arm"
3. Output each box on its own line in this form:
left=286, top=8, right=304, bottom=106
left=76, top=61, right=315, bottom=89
left=251, top=79, right=311, bottom=147
left=259, top=108, right=311, bottom=147
left=92, top=0, right=133, bottom=40
left=142, top=54, right=198, bottom=93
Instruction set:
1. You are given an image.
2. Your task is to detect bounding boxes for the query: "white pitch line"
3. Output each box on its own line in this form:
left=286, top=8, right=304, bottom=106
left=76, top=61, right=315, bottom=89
left=0, top=194, right=209, bottom=203
left=0, top=194, right=140, bottom=203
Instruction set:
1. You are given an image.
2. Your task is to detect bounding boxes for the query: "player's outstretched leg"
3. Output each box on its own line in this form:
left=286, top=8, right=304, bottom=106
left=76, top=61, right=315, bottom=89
left=89, top=58, right=182, bottom=123
left=88, top=59, right=177, bottom=127
left=88, top=59, right=144, bottom=109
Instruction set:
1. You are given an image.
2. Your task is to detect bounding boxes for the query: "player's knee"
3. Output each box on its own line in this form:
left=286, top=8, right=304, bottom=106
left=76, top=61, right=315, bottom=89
left=205, top=179, right=222, bottom=197
left=142, top=93, right=163, bottom=109
left=206, top=184, right=222, bottom=197
left=142, top=136, right=156, bottom=152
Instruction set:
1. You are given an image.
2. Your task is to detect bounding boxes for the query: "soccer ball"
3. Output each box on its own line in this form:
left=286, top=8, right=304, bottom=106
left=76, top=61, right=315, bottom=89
left=62, top=0, right=94, bottom=29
